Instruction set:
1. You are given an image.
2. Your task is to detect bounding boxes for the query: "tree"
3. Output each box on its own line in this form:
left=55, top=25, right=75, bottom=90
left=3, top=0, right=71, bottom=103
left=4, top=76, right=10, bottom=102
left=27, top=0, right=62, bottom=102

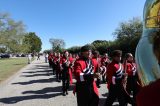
left=91, top=40, right=112, bottom=55
left=66, top=17, right=142, bottom=56
left=112, top=17, right=143, bottom=55
left=0, top=12, right=26, bottom=53
left=0, top=47, right=6, bottom=53
left=22, top=32, right=42, bottom=53
left=113, top=17, right=142, bottom=39
left=43, top=49, right=51, bottom=54
left=49, top=38, right=65, bottom=52
left=67, top=46, right=81, bottom=54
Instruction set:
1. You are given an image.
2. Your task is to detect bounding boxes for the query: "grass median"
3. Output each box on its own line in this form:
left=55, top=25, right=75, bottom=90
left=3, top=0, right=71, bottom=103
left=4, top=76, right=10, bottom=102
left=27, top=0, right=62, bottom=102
left=0, top=57, right=33, bottom=83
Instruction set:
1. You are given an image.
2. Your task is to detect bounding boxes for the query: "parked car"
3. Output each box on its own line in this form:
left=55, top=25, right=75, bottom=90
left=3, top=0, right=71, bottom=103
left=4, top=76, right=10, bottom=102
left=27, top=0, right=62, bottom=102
left=16, top=54, right=20, bottom=57
left=21, top=54, right=26, bottom=57
left=0, top=54, right=10, bottom=58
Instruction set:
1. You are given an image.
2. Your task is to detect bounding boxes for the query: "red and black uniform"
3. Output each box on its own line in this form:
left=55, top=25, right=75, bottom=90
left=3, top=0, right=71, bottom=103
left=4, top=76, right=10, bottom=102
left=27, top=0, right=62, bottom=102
left=61, top=56, right=72, bottom=95
left=92, top=57, right=101, bottom=88
left=125, top=62, right=139, bottom=104
left=101, top=57, right=110, bottom=66
left=68, top=56, right=74, bottom=84
left=51, top=54, right=56, bottom=75
left=48, top=53, right=53, bottom=68
left=74, top=58, right=99, bottom=106
left=105, top=61, right=127, bottom=106
left=101, top=57, right=110, bottom=82
left=54, top=56, right=62, bottom=81
left=136, top=79, right=160, bottom=106
left=70, top=57, right=76, bottom=73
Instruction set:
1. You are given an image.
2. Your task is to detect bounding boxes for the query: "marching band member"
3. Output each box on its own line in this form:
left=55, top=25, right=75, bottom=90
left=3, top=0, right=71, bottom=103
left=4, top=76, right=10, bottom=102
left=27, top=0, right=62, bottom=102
left=74, top=45, right=100, bottom=106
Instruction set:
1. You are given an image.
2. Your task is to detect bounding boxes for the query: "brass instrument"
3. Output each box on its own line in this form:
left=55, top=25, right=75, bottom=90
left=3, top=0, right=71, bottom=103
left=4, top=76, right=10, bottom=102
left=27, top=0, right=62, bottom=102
left=135, top=0, right=160, bottom=87
left=65, top=57, right=70, bottom=67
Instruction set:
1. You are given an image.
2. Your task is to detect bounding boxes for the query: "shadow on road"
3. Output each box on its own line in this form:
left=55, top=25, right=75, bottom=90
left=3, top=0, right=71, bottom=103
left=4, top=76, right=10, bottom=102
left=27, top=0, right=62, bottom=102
left=0, top=93, right=62, bottom=104
left=35, top=70, right=52, bottom=73
left=0, top=85, right=74, bottom=104
left=12, top=63, right=56, bottom=85
left=22, top=85, right=74, bottom=95
left=12, top=77, right=56, bottom=85
left=99, top=98, right=106, bottom=106
left=99, top=98, right=119, bottom=106
left=102, top=92, right=108, bottom=97
left=21, top=63, right=54, bottom=77
left=0, top=61, right=76, bottom=104
left=22, top=70, right=52, bottom=74
left=20, top=73, right=53, bottom=77
left=22, top=86, right=63, bottom=94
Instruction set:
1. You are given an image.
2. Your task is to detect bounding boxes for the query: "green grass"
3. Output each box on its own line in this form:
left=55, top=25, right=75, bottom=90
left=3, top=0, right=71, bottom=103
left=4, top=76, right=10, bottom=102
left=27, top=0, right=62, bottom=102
left=0, top=57, right=29, bottom=82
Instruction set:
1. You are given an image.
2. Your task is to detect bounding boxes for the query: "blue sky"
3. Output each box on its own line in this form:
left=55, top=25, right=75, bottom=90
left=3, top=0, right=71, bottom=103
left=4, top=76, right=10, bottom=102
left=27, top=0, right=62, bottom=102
left=0, top=0, right=146, bottom=51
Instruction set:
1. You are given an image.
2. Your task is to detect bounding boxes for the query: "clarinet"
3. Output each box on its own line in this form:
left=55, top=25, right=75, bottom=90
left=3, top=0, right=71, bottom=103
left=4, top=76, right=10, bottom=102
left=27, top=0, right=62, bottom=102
left=96, top=58, right=101, bottom=79
left=123, top=60, right=130, bottom=96
left=65, top=57, right=70, bottom=67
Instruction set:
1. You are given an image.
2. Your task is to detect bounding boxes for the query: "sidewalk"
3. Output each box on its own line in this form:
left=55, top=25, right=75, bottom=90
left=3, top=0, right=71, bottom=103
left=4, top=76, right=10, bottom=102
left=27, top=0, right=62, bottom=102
left=0, top=56, right=109, bottom=106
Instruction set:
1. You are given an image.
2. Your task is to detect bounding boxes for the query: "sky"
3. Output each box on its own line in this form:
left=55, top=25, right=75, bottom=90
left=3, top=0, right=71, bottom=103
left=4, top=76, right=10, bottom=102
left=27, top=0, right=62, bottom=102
left=0, top=0, right=146, bottom=51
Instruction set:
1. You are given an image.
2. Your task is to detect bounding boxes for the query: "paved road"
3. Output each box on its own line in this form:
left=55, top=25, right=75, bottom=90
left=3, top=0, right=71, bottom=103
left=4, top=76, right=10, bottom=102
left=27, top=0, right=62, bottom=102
left=0, top=56, right=120, bottom=106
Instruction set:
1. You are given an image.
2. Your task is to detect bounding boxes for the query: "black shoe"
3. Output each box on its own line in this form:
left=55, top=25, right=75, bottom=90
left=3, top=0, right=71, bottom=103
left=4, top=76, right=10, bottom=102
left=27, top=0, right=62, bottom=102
left=66, top=91, right=68, bottom=95
left=102, top=80, right=106, bottom=83
left=97, top=85, right=101, bottom=88
left=63, top=92, right=66, bottom=96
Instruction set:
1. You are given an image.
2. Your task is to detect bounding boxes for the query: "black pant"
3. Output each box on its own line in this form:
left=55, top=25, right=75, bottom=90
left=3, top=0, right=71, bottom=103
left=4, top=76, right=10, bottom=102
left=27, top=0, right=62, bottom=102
left=51, top=63, right=56, bottom=75
left=104, top=84, right=127, bottom=106
left=126, top=76, right=139, bottom=106
left=76, top=82, right=99, bottom=106
left=56, top=71, right=61, bottom=81
left=96, top=78, right=101, bottom=87
left=62, top=79, right=69, bottom=92
left=62, top=70, right=70, bottom=93
left=102, top=75, right=106, bottom=83
left=37, top=56, right=40, bottom=60
left=49, top=60, right=52, bottom=67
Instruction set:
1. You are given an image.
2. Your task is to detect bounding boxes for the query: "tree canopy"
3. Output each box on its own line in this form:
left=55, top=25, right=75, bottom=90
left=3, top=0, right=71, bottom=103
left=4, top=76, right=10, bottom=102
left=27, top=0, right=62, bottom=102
left=112, top=17, right=143, bottom=55
left=0, top=12, right=42, bottom=54
left=22, top=32, right=42, bottom=53
left=49, top=38, right=65, bottom=52
left=67, top=17, right=143, bottom=56
left=0, top=13, right=26, bottom=53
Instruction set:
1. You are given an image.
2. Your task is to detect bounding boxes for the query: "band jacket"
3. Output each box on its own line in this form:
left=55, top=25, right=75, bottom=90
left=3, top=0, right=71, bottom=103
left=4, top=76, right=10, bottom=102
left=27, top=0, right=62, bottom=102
left=74, top=57, right=99, bottom=97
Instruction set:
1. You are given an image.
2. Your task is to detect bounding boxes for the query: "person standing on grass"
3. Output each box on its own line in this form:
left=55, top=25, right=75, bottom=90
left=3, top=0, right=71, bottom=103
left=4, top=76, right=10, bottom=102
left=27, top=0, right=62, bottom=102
left=37, top=53, right=40, bottom=60
left=28, top=53, right=32, bottom=64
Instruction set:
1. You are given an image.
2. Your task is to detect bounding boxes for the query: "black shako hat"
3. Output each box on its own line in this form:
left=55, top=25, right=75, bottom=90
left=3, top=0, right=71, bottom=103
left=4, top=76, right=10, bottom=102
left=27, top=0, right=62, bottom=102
left=111, top=50, right=122, bottom=57
left=81, top=45, right=92, bottom=52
